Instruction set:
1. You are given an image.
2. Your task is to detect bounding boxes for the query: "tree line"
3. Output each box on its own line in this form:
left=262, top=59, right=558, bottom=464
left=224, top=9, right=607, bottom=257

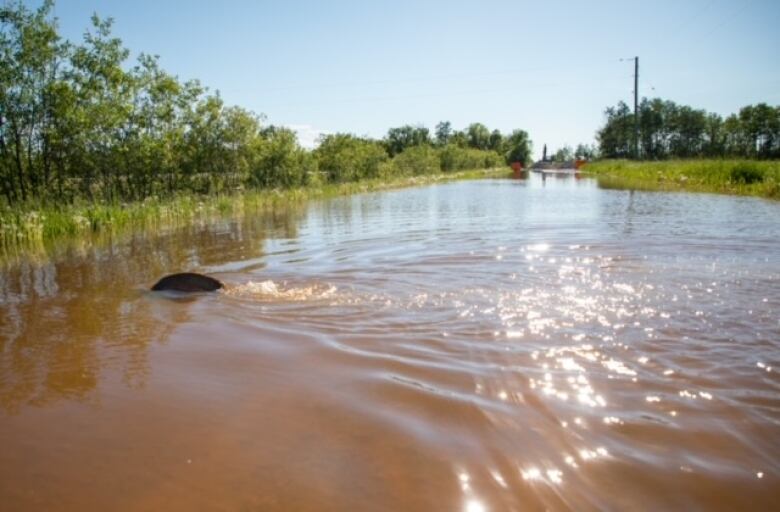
left=0, top=1, right=531, bottom=207
left=597, top=97, right=780, bottom=160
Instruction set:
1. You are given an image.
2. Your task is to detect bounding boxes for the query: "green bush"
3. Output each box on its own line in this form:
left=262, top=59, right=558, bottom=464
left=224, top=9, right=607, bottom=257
left=439, top=145, right=503, bottom=172
left=390, top=146, right=441, bottom=176
left=730, top=164, right=765, bottom=184
left=314, top=134, right=389, bottom=183
left=249, top=128, right=316, bottom=188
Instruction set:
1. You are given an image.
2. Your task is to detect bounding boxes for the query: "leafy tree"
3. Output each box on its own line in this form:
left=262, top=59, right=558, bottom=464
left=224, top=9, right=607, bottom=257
left=503, top=129, right=532, bottom=165
left=251, top=126, right=313, bottom=188
left=449, top=129, right=468, bottom=148
left=434, top=121, right=452, bottom=146
left=597, top=101, right=634, bottom=158
left=466, top=122, right=491, bottom=150
left=638, top=98, right=671, bottom=159
left=553, top=145, right=574, bottom=162
left=722, top=114, right=745, bottom=157
left=384, top=124, right=430, bottom=157
left=574, top=143, right=597, bottom=159
left=598, top=97, right=780, bottom=160
left=315, top=133, right=388, bottom=183
left=668, top=105, right=707, bottom=158
left=67, top=14, right=135, bottom=199
left=0, top=1, right=528, bottom=210
left=488, top=129, right=503, bottom=151
left=702, top=113, right=724, bottom=157
left=0, top=0, right=64, bottom=201
left=739, top=103, right=780, bottom=158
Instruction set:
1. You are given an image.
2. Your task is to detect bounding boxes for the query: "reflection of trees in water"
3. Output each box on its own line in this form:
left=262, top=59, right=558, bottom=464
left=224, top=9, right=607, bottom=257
left=0, top=207, right=303, bottom=414
left=0, top=252, right=188, bottom=414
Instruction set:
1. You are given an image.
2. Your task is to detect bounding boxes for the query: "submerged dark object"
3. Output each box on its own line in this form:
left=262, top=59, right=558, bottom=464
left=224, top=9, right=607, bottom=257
left=151, top=272, right=223, bottom=292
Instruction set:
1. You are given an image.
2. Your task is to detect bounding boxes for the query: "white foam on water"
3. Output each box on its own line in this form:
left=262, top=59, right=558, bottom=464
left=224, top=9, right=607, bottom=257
left=225, top=280, right=338, bottom=301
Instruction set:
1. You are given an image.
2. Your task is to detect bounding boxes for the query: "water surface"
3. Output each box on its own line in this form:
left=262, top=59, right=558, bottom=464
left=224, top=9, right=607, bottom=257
left=1, top=175, right=779, bottom=510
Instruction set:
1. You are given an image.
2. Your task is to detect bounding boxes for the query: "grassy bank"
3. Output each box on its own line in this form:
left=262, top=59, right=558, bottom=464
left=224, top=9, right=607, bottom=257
left=584, top=159, right=780, bottom=199
left=0, top=168, right=509, bottom=261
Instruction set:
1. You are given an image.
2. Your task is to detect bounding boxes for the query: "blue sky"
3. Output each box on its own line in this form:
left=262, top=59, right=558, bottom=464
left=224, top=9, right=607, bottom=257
left=45, top=0, right=780, bottom=158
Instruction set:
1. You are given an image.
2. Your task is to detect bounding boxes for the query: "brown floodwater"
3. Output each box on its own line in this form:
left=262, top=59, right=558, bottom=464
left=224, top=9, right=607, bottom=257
left=1, top=175, right=779, bottom=511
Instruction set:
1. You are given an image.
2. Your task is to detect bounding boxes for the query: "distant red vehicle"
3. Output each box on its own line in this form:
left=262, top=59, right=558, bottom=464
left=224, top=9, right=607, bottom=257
left=510, top=161, right=526, bottom=179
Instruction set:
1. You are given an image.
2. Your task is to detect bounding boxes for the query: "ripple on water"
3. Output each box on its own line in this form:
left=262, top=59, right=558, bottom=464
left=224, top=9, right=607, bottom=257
left=1, top=178, right=778, bottom=511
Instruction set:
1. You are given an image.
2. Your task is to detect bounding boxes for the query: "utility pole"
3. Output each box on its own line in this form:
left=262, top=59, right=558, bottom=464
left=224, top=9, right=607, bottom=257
left=634, top=56, right=639, bottom=159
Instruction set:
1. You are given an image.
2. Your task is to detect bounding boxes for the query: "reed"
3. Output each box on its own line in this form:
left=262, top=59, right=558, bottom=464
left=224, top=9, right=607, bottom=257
left=0, top=168, right=509, bottom=260
left=584, top=159, right=780, bottom=199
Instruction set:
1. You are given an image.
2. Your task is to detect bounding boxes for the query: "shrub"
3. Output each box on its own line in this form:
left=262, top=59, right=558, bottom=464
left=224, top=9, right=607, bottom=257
left=439, top=145, right=503, bottom=172
left=390, top=146, right=441, bottom=176
left=730, top=164, right=765, bottom=184
left=314, top=134, right=389, bottom=183
left=249, top=128, right=314, bottom=188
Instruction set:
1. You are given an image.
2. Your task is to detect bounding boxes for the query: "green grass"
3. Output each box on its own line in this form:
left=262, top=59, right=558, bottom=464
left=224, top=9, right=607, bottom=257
left=0, top=167, right=510, bottom=263
left=583, top=159, right=780, bottom=199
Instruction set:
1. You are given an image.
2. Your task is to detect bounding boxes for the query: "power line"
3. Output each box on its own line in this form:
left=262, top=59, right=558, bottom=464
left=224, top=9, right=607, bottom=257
left=619, top=56, right=640, bottom=157
left=230, top=58, right=630, bottom=95
left=255, top=75, right=631, bottom=112
left=699, top=1, right=753, bottom=40
left=634, top=57, right=639, bottom=159
left=665, top=0, right=718, bottom=39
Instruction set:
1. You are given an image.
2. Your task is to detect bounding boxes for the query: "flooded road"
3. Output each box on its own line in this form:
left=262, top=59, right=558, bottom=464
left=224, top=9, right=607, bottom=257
left=1, top=175, right=779, bottom=511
